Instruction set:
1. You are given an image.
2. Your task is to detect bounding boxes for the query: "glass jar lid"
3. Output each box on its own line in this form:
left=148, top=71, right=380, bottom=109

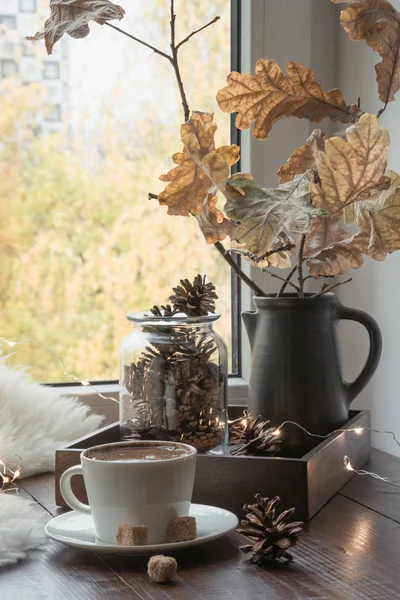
left=126, top=312, right=221, bottom=325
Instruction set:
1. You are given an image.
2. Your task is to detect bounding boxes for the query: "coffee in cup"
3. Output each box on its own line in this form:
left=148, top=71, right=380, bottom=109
left=86, top=443, right=192, bottom=462
left=60, top=440, right=197, bottom=545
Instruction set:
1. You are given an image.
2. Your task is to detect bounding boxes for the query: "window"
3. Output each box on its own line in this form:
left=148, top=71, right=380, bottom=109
left=44, top=103, right=61, bottom=121
left=1, top=58, right=16, bottom=76
left=19, top=0, right=36, bottom=12
left=43, top=61, right=60, bottom=80
left=0, top=15, right=16, bottom=29
left=1, top=1, right=237, bottom=386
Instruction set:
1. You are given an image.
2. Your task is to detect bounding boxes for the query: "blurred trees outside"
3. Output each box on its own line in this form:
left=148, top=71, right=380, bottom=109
left=0, top=0, right=232, bottom=382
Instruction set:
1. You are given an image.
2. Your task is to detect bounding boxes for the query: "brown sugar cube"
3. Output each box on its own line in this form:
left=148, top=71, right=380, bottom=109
left=115, top=524, right=148, bottom=546
left=169, top=516, right=197, bottom=542
left=147, top=555, right=177, bottom=584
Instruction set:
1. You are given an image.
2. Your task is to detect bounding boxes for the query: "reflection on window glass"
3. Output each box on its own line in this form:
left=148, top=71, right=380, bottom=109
left=2, top=40, right=14, bottom=56
left=0, top=1, right=232, bottom=382
left=44, top=103, right=61, bottom=121
left=22, top=43, right=35, bottom=57
left=0, top=15, right=16, bottom=29
left=1, top=57, right=16, bottom=76
left=19, top=0, right=36, bottom=12
left=43, top=61, right=59, bottom=80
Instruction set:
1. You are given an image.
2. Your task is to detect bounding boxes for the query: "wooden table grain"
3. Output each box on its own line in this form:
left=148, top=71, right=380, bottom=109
left=1, top=449, right=400, bottom=600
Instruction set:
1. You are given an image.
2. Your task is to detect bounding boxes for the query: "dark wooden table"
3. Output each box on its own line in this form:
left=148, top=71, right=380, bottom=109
left=1, top=449, right=400, bottom=600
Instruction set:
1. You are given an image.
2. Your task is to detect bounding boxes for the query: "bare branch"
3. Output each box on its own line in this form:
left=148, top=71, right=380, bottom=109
left=277, top=265, right=298, bottom=297
left=105, top=23, right=171, bottom=61
left=109, top=5, right=265, bottom=299
left=319, top=282, right=329, bottom=294
left=169, top=0, right=190, bottom=121
left=214, top=242, right=266, bottom=297
left=227, top=243, right=295, bottom=263
left=176, top=16, right=220, bottom=50
left=312, top=278, right=352, bottom=298
left=297, top=234, right=306, bottom=298
left=263, top=269, right=300, bottom=294
left=170, top=0, right=176, bottom=48
left=377, top=101, right=389, bottom=119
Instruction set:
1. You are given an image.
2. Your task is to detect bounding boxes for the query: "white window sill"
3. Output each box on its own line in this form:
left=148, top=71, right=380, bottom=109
left=57, top=377, right=248, bottom=426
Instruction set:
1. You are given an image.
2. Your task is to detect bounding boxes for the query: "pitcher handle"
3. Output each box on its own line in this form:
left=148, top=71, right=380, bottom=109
left=337, top=304, right=382, bottom=403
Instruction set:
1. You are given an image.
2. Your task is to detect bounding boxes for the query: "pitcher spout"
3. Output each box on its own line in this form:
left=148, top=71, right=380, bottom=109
left=242, top=311, right=259, bottom=350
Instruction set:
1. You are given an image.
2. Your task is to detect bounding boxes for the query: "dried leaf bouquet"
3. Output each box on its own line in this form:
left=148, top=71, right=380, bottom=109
left=29, top=1, right=400, bottom=299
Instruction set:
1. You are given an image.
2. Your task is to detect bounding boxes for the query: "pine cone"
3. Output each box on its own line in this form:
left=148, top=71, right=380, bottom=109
left=229, top=414, right=281, bottom=456
left=237, top=494, right=303, bottom=564
left=169, top=274, right=218, bottom=316
left=149, top=304, right=178, bottom=317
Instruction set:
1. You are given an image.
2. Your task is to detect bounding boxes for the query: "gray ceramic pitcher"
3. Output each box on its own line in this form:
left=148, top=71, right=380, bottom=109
left=242, top=293, right=382, bottom=449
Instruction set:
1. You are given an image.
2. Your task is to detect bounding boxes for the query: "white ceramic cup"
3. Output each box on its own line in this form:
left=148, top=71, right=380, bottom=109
left=60, top=440, right=197, bottom=545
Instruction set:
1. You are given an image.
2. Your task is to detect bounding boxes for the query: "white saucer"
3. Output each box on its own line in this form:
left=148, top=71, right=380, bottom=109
left=45, top=504, right=238, bottom=555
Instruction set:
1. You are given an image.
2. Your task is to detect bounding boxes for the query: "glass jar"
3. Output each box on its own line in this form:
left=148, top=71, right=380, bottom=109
left=119, top=312, right=228, bottom=454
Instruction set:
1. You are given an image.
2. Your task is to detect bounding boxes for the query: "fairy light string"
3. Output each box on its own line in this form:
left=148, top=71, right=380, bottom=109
left=0, top=454, right=22, bottom=493
left=342, top=454, right=400, bottom=487
left=271, top=419, right=400, bottom=448
left=2, top=337, right=400, bottom=488
left=234, top=412, right=400, bottom=489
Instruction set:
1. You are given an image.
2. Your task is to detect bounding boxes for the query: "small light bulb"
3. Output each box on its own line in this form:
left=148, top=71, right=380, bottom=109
left=343, top=455, right=353, bottom=471
left=13, top=467, right=21, bottom=479
left=354, top=428, right=363, bottom=435
left=241, top=418, right=247, bottom=427
left=3, top=476, right=10, bottom=484
left=272, top=428, right=281, bottom=436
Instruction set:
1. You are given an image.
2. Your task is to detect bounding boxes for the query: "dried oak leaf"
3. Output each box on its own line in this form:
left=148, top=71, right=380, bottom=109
left=346, top=171, right=400, bottom=260
left=216, top=59, right=362, bottom=140
left=27, top=0, right=125, bottom=55
left=311, top=113, right=390, bottom=214
left=196, top=196, right=234, bottom=244
left=277, top=129, right=326, bottom=184
left=158, top=112, right=240, bottom=221
left=231, top=234, right=294, bottom=269
left=332, top=0, right=400, bottom=104
left=158, top=148, right=212, bottom=217
left=224, top=172, right=322, bottom=257
left=181, top=113, right=240, bottom=197
left=304, top=214, right=367, bottom=277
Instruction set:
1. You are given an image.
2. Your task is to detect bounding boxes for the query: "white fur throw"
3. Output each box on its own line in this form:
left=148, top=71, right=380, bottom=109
left=0, top=493, right=47, bottom=567
left=0, top=359, right=104, bottom=477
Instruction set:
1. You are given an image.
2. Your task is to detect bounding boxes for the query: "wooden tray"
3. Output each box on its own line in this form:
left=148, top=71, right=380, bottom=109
left=55, top=409, right=370, bottom=521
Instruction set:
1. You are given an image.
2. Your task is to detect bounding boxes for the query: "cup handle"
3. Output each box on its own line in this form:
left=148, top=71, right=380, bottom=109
left=60, top=465, right=91, bottom=514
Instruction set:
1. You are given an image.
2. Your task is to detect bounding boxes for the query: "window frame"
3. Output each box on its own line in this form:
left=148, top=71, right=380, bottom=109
left=50, top=0, right=255, bottom=411
left=62, top=0, right=340, bottom=417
